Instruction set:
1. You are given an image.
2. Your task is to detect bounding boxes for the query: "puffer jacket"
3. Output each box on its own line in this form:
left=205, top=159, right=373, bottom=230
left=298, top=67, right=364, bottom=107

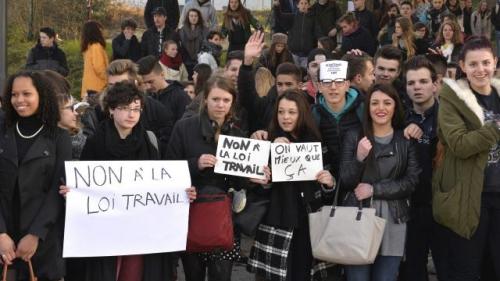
left=25, top=43, right=69, bottom=76
left=340, top=129, right=421, bottom=224
left=275, top=7, right=317, bottom=56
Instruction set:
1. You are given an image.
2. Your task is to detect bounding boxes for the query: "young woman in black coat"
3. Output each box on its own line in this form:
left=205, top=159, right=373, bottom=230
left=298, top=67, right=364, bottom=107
left=247, top=90, right=335, bottom=281
left=61, top=82, right=196, bottom=281
left=340, top=83, right=420, bottom=281
left=0, top=70, right=72, bottom=280
left=167, top=75, right=253, bottom=281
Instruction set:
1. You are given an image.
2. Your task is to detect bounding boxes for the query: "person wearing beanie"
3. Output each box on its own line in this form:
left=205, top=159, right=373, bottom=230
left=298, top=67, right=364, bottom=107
left=258, top=33, right=294, bottom=76
left=25, top=27, right=69, bottom=76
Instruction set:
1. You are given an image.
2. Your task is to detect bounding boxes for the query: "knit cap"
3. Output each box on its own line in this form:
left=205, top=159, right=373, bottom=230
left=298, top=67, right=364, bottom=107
left=272, top=33, right=288, bottom=45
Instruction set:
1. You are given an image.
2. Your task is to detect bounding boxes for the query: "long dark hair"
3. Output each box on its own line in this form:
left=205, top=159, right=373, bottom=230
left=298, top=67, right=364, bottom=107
left=223, top=0, right=251, bottom=31
left=268, top=90, right=321, bottom=141
left=362, top=83, right=404, bottom=140
left=80, top=20, right=106, bottom=52
left=268, top=43, right=292, bottom=70
left=184, top=8, right=205, bottom=28
left=193, top=63, right=213, bottom=97
left=2, top=71, right=60, bottom=133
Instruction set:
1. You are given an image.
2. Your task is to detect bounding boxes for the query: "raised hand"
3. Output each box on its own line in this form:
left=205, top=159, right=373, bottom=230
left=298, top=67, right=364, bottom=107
left=244, top=31, right=266, bottom=65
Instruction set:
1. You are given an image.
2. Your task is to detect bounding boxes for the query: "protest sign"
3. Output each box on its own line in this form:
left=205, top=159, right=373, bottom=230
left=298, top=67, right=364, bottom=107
left=319, top=60, right=348, bottom=81
left=271, top=142, right=323, bottom=182
left=214, top=135, right=271, bottom=179
left=63, top=160, right=191, bottom=257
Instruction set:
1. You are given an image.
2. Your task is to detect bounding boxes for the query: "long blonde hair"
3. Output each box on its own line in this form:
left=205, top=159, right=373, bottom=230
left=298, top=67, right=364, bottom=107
left=255, top=67, right=275, bottom=97
left=396, top=17, right=416, bottom=59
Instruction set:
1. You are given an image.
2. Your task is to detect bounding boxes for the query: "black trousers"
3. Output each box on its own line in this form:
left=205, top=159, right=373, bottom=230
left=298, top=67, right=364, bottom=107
left=441, top=193, right=500, bottom=281
left=181, top=253, right=233, bottom=281
left=399, top=205, right=448, bottom=281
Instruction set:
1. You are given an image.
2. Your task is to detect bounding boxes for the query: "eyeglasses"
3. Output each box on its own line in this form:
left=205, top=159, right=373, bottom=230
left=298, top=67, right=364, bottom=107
left=116, top=106, right=142, bottom=114
left=320, top=79, right=346, bottom=87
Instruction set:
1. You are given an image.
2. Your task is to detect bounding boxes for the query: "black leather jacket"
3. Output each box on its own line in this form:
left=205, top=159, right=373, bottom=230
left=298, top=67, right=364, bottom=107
left=339, top=129, right=421, bottom=223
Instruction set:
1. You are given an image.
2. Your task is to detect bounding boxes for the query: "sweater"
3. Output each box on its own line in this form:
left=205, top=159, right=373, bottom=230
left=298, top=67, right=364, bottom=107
left=81, top=43, right=109, bottom=98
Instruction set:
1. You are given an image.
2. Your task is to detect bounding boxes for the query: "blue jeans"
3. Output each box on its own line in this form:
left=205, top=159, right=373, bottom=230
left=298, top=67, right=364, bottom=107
left=345, top=256, right=402, bottom=281
left=496, top=31, right=500, bottom=59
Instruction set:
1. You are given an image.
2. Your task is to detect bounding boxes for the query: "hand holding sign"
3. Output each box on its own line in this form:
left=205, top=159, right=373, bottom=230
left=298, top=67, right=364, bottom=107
left=198, top=154, right=217, bottom=170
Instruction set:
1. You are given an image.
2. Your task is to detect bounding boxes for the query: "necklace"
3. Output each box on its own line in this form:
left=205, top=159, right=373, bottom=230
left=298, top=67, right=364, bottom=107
left=16, top=121, right=44, bottom=139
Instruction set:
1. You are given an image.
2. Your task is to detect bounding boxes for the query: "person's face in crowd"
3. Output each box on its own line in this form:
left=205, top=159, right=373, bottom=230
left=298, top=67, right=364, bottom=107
left=307, top=54, right=326, bottom=82
left=188, top=11, right=200, bottom=26
left=448, top=0, right=457, bottom=5
left=339, top=21, right=356, bottom=36
left=229, top=0, right=240, bottom=11
left=123, top=26, right=135, bottom=38
left=459, top=48, right=497, bottom=92
left=184, top=84, right=195, bottom=100
left=355, top=60, right=376, bottom=93
left=276, top=75, right=300, bottom=96
left=165, top=43, right=178, bottom=58
left=374, top=57, right=401, bottom=84
left=224, top=59, right=242, bottom=87
left=369, top=90, right=395, bottom=127
left=400, top=4, right=413, bottom=18
left=59, top=99, right=78, bottom=131
left=394, top=22, right=403, bottom=37
left=319, top=79, right=350, bottom=107
left=109, top=100, right=142, bottom=133
left=154, top=14, right=167, bottom=28
left=480, top=1, right=487, bottom=12
left=388, top=7, right=399, bottom=17
left=205, top=87, right=233, bottom=124
left=142, top=71, right=166, bottom=93
left=465, top=0, right=472, bottom=8
left=277, top=98, right=299, bottom=134
left=209, top=35, right=222, bottom=46
left=442, top=24, right=454, bottom=42
left=11, top=76, right=40, bottom=117
left=353, top=0, right=366, bottom=10
left=432, top=0, right=443, bottom=10
left=415, top=27, right=427, bottom=39
left=39, top=32, right=55, bottom=48
left=406, top=68, right=437, bottom=106
left=275, top=43, right=285, bottom=54
left=297, top=0, right=310, bottom=13
left=108, top=73, right=131, bottom=87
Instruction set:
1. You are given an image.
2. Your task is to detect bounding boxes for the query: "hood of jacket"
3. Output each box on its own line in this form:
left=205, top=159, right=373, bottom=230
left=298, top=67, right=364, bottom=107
left=441, top=78, right=500, bottom=126
left=317, top=87, right=362, bottom=121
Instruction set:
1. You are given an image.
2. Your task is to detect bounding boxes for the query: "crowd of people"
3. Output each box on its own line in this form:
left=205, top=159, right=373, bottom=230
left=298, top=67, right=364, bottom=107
left=1, top=0, right=500, bottom=280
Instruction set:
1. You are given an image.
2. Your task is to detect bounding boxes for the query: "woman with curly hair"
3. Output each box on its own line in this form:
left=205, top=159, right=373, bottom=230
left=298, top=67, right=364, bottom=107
left=0, top=70, right=72, bottom=280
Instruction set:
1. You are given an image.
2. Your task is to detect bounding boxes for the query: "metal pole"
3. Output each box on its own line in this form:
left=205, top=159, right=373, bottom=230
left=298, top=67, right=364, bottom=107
left=0, top=0, right=7, bottom=91
left=28, top=0, right=34, bottom=40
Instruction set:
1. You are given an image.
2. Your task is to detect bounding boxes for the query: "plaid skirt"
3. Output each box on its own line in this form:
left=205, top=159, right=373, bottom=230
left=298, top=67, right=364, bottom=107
left=247, top=224, right=333, bottom=281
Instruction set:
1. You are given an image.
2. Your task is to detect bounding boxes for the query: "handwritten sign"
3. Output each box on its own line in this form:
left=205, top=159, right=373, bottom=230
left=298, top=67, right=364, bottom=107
left=63, top=161, right=191, bottom=257
left=271, top=142, right=323, bottom=182
left=214, top=135, right=271, bottom=179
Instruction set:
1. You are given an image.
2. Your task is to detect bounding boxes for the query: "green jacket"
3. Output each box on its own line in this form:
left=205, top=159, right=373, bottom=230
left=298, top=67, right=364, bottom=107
left=433, top=78, right=500, bottom=239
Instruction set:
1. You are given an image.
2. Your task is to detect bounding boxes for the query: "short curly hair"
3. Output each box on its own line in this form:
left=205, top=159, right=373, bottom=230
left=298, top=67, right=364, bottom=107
left=103, top=81, right=145, bottom=116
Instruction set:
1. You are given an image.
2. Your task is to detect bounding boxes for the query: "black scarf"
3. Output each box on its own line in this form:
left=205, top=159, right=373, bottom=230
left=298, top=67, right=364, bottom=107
left=103, top=119, right=152, bottom=160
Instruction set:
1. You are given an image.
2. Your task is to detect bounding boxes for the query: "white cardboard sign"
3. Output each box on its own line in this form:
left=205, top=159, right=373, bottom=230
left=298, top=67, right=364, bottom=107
left=214, top=135, right=271, bottom=179
left=63, top=161, right=191, bottom=257
left=320, top=60, right=348, bottom=81
left=271, top=142, right=323, bottom=182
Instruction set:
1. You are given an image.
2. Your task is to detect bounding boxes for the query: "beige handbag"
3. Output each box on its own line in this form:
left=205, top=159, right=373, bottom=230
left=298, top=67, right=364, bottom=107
left=309, top=182, right=386, bottom=265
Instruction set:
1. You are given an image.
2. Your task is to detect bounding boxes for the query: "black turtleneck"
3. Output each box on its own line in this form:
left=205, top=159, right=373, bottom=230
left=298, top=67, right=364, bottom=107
left=15, top=115, right=44, bottom=163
